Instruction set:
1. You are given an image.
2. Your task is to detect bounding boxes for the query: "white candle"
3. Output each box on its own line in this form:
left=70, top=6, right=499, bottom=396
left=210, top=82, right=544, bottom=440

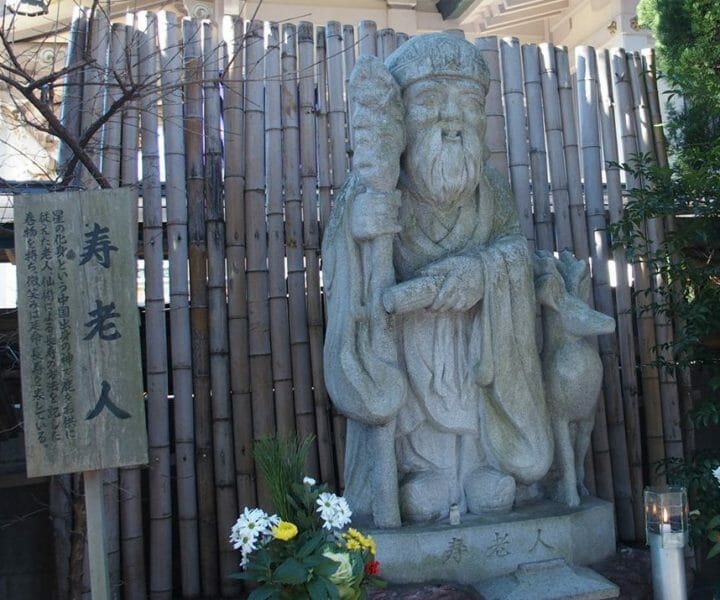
left=660, top=507, right=671, bottom=533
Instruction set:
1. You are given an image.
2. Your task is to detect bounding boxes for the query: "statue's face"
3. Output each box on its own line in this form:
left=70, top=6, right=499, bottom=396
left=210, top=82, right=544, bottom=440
left=402, top=78, right=487, bottom=206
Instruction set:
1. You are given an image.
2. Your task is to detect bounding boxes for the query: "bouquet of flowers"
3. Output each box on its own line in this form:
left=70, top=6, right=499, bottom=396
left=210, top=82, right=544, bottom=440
left=229, top=437, right=384, bottom=599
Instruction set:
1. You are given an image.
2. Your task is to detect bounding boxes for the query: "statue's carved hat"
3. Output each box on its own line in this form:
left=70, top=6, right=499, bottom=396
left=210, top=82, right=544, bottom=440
left=385, top=32, right=490, bottom=92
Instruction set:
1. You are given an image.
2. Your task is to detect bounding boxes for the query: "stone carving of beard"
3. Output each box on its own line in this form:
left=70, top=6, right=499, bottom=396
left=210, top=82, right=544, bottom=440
left=405, top=123, right=483, bottom=207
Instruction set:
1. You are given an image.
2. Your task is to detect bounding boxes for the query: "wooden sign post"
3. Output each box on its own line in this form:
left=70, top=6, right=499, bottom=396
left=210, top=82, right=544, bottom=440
left=15, top=188, right=148, bottom=600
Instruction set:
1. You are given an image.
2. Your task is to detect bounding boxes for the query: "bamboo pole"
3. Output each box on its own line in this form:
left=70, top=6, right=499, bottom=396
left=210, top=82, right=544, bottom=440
left=343, top=24, right=356, bottom=161
left=138, top=11, right=173, bottom=599
left=522, top=44, right=553, bottom=252
left=54, top=17, right=88, bottom=592
left=556, top=46, right=589, bottom=257
left=245, top=20, right=277, bottom=504
left=642, top=48, right=695, bottom=459
left=539, top=43, right=572, bottom=251
left=326, top=21, right=349, bottom=202
left=102, top=23, right=125, bottom=187
left=607, top=48, right=667, bottom=490
left=182, top=18, right=219, bottom=596
left=298, top=22, right=336, bottom=488
left=475, top=36, right=508, bottom=179
left=222, top=15, right=256, bottom=510
left=282, top=23, right=321, bottom=475
left=500, top=37, right=534, bottom=247
left=596, top=48, right=661, bottom=496
left=159, top=12, right=201, bottom=597
left=576, top=45, right=641, bottom=541
left=357, top=20, right=377, bottom=57
left=57, top=6, right=88, bottom=184
left=316, top=27, right=333, bottom=232
left=557, top=42, right=617, bottom=512
left=265, top=22, right=296, bottom=436
left=79, top=6, right=110, bottom=189
left=119, top=18, right=147, bottom=600
left=627, top=51, right=684, bottom=461
left=556, top=50, right=614, bottom=502
left=202, top=22, right=240, bottom=594
left=378, top=27, right=396, bottom=60
left=99, top=22, right=126, bottom=599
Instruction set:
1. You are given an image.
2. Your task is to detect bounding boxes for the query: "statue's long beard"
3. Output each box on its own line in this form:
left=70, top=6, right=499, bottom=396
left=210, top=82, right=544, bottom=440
left=406, top=126, right=483, bottom=206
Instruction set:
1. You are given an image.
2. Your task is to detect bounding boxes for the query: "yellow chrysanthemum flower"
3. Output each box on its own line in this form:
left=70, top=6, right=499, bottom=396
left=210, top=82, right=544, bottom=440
left=272, top=520, right=298, bottom=541
left=343, top=528, right=376, bottom=555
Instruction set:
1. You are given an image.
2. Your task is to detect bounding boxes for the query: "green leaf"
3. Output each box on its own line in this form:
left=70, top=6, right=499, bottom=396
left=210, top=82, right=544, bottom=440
left=708, top=514, right=720, bottom=530
left=273, top=557, right=310, bottom=585
left=248, top=585, right=278, bottom=600
left=311, top=576, right=341, bottom=600
left=297, top=531, right=328, bottom=558
left=307, top=576, right=334, bottom=599
left=314, top=556, right=341, bottom=578
left=706, top=542, right=720, bottom=560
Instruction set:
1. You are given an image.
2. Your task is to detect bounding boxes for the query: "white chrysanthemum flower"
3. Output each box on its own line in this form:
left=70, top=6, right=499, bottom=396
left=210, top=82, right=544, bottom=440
left=230, top=507, right=280, bottom=554
left=303, top=476, right=317, bottom=486
left=317, top=493, right=352, bottom=530
left=713, top=465, right=720, bottom=485
left=335, top=497, right=352, bottom=522
left=316, top=491, right=340, bottom=520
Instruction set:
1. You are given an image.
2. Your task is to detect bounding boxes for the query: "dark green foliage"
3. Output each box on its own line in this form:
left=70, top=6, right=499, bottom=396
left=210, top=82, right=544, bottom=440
left=638, top=0, right=720, bottom=154
left=615, top=1, right=720, bottom=581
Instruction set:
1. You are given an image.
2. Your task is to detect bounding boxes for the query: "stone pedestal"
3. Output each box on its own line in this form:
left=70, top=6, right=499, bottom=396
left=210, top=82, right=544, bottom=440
left=371, top=497, right=616, bottom=585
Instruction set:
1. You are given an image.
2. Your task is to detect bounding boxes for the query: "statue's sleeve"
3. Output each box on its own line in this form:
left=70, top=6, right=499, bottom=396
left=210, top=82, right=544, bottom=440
left=322, top=176, right=406, bottom=425
left=470, top=168, right=554, bottom=483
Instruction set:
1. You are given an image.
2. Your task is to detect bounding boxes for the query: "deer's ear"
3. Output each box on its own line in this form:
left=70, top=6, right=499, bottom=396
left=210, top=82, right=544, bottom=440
left=578, top=268, right=592, bottom=303
left=535, top=273, right=563, bottom=309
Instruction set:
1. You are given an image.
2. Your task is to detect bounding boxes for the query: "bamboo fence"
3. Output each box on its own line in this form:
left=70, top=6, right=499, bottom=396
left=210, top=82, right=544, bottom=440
left=40, top=13, right=697, bottom=598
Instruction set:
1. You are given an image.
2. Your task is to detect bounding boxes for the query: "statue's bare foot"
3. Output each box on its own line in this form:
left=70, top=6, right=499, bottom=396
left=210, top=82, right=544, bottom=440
left=465, top=468, right=515, bottom=513
left=400, top=472, right=451, bottom=523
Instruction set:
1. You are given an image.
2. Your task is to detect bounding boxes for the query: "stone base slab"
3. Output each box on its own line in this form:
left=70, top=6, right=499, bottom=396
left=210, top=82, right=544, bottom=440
left=370, top=497, right=616, bottom=585
left=475, top=558, right=620, bottom=599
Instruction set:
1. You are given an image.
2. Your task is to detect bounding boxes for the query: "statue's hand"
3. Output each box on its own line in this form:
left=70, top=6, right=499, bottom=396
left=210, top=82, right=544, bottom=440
left=421, top=255, right=484, bottom=312
left=350, top=191, right=402, bottom=241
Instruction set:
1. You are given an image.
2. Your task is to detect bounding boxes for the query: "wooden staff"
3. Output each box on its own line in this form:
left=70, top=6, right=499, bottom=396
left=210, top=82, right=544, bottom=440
left=346, top=55, right=406, bottom=527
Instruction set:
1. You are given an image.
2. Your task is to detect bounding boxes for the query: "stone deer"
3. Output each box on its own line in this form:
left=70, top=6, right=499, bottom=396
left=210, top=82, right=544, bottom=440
left=534, top=251, right=615, bottom=507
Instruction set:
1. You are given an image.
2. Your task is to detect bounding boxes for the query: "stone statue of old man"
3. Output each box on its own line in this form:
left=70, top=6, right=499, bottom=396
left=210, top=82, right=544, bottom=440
left=323, top=32, right=554, bottom=528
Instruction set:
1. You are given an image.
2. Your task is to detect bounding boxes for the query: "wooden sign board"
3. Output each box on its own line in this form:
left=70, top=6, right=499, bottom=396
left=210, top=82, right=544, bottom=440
left=15, top=188, right=148, bottom=477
